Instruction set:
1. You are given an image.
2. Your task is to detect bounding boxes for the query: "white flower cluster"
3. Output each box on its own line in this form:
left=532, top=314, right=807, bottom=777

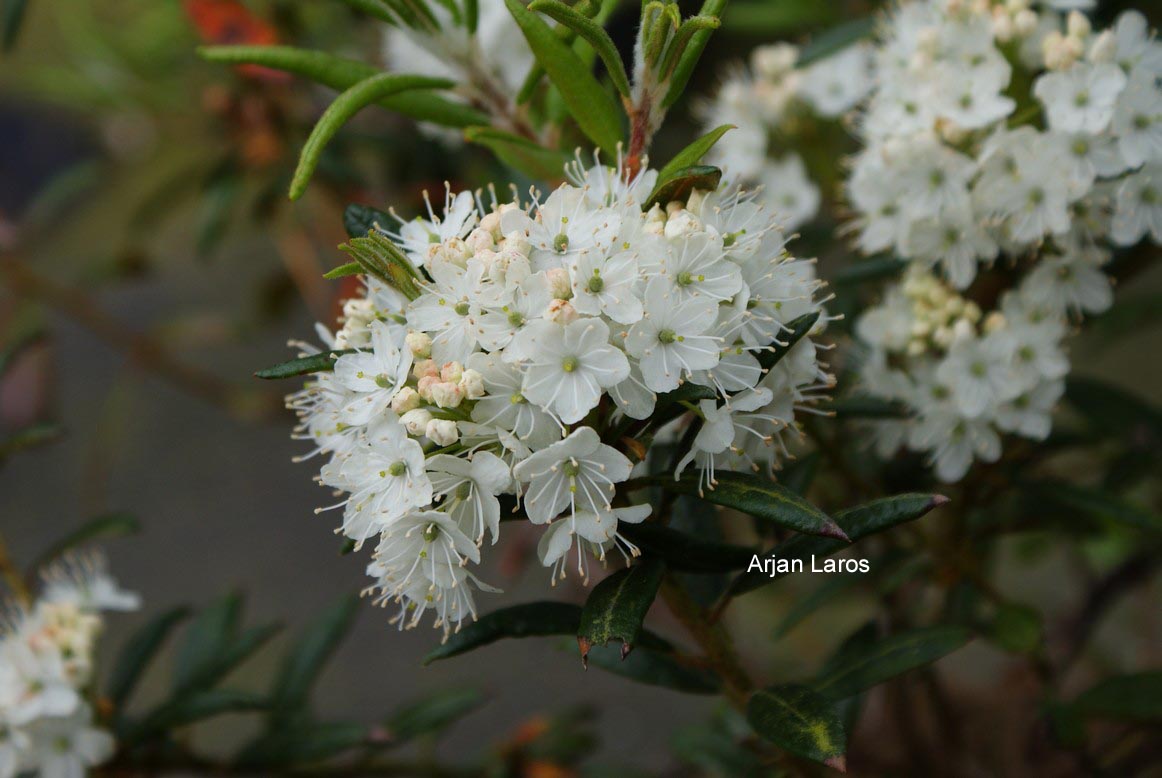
left=1, top=557, right=138, bottom=778
left=698, top=41, right=876, bottom=229
left=848, top=2, right=1161, bottom=481
left=289, top=160, right=832, bottom=637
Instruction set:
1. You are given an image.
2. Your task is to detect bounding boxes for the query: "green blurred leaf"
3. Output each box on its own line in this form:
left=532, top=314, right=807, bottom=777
left=1024, top=480, right=1162, bottom=533
left=826, top=395, right=912, bottom=419
left=2, top=0, right=29, bottom=52
left=32, top=513, right=141, bottom=573
left=772, top=576, right=858, bottom=639
left=0, top=421, right=63, bottom=463
left=423, top=602, right=581, bottom=664
left=1065, top=376, right=1162, bottom=439
left=779, top=451, right=820, bottom=496
left=650, top=471, right=848, bottom=540
left=987, top=602, right=1042, bottom=655
left=621, top=523, right=754, bottom=573
left=137, top=689, right=268, bottom=736
left=528, top=0, right=629, bottom=96
left=174, top=594, right=279, bottom=694
left=746, top=684, right=846, bottom=769
left=720, top=1, right=837, bottom=34
left=386, top=688, right=486, bottom=742
left=723, top=494, right=949, bottom=599
left=108, top=606, right=191, bottom=709
left=814, top=626, right=971, bottom=701
left=829, top=256, right=908, bottom=286
left=464, top=126, right=572, bottom=180
left=643, top=165, right=721, bottom=209
left=198, top=46, right=487, bottom=128
left=505, top=0, right=623, bottom=155
left=343, top=203, right=392, bottom=238
left=290, top=73, right=455, bottom=200
left=584, top=642, right=720, bottom=694
left=577, top=559, right=665, bottom=662
left=271, top=594, right=361, bottom=718
left=1071, top=672, right=1162, bottom=722
left=255, top=350, right=354, bottom=380
left=236, top=721, right=369, bottom=768
left=796, top=16, right=875, bottom=67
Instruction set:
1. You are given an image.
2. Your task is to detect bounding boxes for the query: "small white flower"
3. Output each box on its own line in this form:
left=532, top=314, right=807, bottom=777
left=625, top=279, right=721, bottom=393
left=428, top=451, right=511, bottom=544
left=1034, top=62, right=1127, bottom=133
left=512, top=427, right=632, bottom=524
left=1111, top=162, right=1162, bottom=246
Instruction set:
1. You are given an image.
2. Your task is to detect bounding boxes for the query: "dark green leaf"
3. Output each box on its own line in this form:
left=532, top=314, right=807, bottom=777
left=2, top=0, right=29, bottom=51
left=173, top=595, right=280, bottom=695
left=1065, top=376, right=1162, bottom=439
left=643, top=165, right=721, bottom=209
left=137, top=689, right=268, bottom=736
left=756, top=311, right=820, bottom=373
left=291, top=73, right=455, bottom=199
left=987, top=602, right=1042, bottom=654
left=1071, top=672, right=1162, bottom=722
left=464, top=126, right=571, bottom=180
left=723, top=494, right=948, bottom=599
left=720, top=1, right=837, bottom=34
left=236, top=721, right=369, bottom=767
left=343, top=203, right=392, bottom=238
left=653, top=124, right=734, bottom=187
left=583, top=642, right=720, bottom=694
left=528, top=0, right=630, bottom=96
left=826, top=395, right=912, bottom=419
left=650, top=471, right=848, bottom=540
left=813, top=626, right=971, bottom=701
left=271, top=594, right=361, bottom=717
left=1024, top=480, right=1162, bottom=533
left=198, top=46, right=488, bottom=127
left=386, top=688, right=486, bottom=742
left=254, top=349, right=354, bottom=380
left=32, top=513, right=141, bottom=572
left=796, top=16, right=875, bottom=67
left=772, top=576, right=858, bottom=639
left=829, top=255, right=908, bottom=285
left=746, top=684, right=846, bottom=769
left=423, top=602, right=581, bottom=664
left=505, top=0, right=623, bottom=155
left=108, top=607, right=191, bottom=708
left=577, top=558, right=665, bottom=663
left=621, top=523, right=754, bottom=573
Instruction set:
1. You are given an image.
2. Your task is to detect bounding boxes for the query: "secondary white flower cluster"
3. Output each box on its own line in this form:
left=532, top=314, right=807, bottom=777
left=847, top=2, right=1161, bottom=481
left=697, top=41, right=876, bottom=229
left=288, top=160, right=832, bottom=637
left=1, top=556, right=138, bottom=778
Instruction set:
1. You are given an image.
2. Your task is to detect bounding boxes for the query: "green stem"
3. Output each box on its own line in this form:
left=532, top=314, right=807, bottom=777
left=0, top=531, right=31, bottom=606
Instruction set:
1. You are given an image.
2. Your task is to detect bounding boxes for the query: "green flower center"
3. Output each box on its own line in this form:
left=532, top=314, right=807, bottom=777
left=658, top=329, right=677, bottom=344
left=454, top=301, right=471, bottom=316
left=553, top=232, right=570, bottom=253
left=587, top=274, right=605, bottom=293
left=561, top=356, right=579, bottom=373
left=388, top=461, right=407, bottom=477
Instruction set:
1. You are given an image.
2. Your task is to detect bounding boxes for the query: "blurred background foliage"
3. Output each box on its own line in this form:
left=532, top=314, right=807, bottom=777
left=2, top=0, right=1161, bottom=775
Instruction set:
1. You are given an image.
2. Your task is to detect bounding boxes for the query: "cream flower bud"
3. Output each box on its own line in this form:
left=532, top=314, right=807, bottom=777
left=427, top=237, right=472, bottom=268
left=1013, top=8, right=1037, bottom=37
left=413, top=358, right=439, bottom=380
left=430, top=381, right=465, bottom=409
left=401, top=408, right=433, bottom=435
left=479, top=210, right=502, bottom=237
left=546, top=268, right=572, bottom=299
left=466, top=227, right=495, bottom=253
left=425, top=418, right=459, bottom=446
left=501, top=230, right=531, bottom=257
left=460, top=368, right=485, bottom=399
left=992, top=8, right=1015, bottom=43
left=545, top=299, right=578, bottom=325
left=983, top=312, right=1007, bottom=333
left=1066, top=10, right=1090, bottom=40
left=665, top=201, right=685, bottom=217
left=440, top=361, right=464, bottom=384
left=417, top=375, right=440, bottom=401
left=391, top=386, right=422, bottom=414
left=750, top=43, right=798, bottom=80
left=664, top=210, right=703, bottom=239
left=406, top=331, right=432, bottom=359
left=1088, top=30, right=1116, bottom=63
left=686, top=188, right=707, bottom=214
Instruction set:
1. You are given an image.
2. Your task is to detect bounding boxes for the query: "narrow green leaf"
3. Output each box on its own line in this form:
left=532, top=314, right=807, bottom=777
left=643, top=165, right=721, bottom=209
left=746, top=684, right=846, bottom=769
left=291, top=73, right=455, bottom=199
left=343, top=203, right=392, bottom=238
left=236, top=721, right=369, bottom=767
left=173, top=594, right=242, bottom=693
left=723, top=494, right=948, bottom=599
left=830, top=256, right=907, bottom=286
left=335, top=0, right=398, bottom=24
left=826, top=395, right=911, bottom=420
left=1065, top=376, right=1162, bottom=439
left=720, top=1, right=837, bottom=34
left=583, top=642, right=720, bottom=694
left=757, top=311, right=819, bottom=373
left=32, top=513, right=141, bottom=573
left=386, top=688, right=486, bottom=742
left=423, top=602, right=581, bottom=664
left=198, top=46, right=488, bottom=128
left=772, top=576, right=858, bottom=639
left=339, top=233, right=423, bottom=299
left=528, top=0, right=630, bottom=96
left=2, top=0, right=30, bottom=52
left=271, top=594, right=361, bottom=717
left=662, top=0, right=728, bottom=108
left=1024, top=480, right=1162, bottom=533
left=796, top=16, right=875, bottom=67
left=654, top=124, right=734, bottom=187
left=465, top=0, right=479, bottom=32
left=464, top=126, right=571, bottom=180
left=108, top=607, right=192, bottom=708
left=324, top=262, right=363, bottom=279
left=1071, top=672, right=1162, bottom=722
left=505, top=0, right=623, bottom=155
left=651, top=471, right=848, bottom=540
left=137, top=689, right=268, bottom=736
left=0, top=328, right=45, bottom=375
left=0, top=421, right=63, bottom=462
left=255, top=349, right=355, bottom=380
left=813, top=626, right=971, bottom=701
left=577, top=559, right=665, bottom=663
left=620, top=524, right=754, bottom=573
left=987, top=602, right=1042, bottom=655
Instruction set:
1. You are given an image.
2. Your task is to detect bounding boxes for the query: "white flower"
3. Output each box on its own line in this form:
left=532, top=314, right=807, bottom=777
left=467, top=353, right=560, bottom=448
left=24, top=707, right=113, bottom=778
left=537, top=504, right=650, bottom=581
left=661, top=231, right=742, bottom=303
left=568, top=249, right=644, bottom=324
left=1112, top=10, right=1162, bottom=75
left=1112, top=162, right=1162, bottom=245
left=427, top=451, right=511, bottom=544
left=390, top=189, right=478, bottom=266
left=935, top=332, right=1019, bottom=418
left=756, top=155, right=821, bottom=231
left=510, top=318, right=629, bottom=424
left=501, top=187, right=620, bottom=271
left=1112, top=66, right=1162, bottom=168
left=797, top=44, right=875, bottom=117
left=1034, top=62, right=1127, bottom=133
left=909, top=404, right=1002, bottom=483
left=625, top=279, right=721, bottom=393
left=333, top=320, right=413, bottom=426
left=512, top=427, right=632, bottom=524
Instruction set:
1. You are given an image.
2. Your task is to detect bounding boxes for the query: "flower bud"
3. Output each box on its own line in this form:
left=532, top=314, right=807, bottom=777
left=501, top=230, right=531, bottom=257
left=479, top=210, right=502, bottom=237
left=401, top=408, right=433, bottom=436
left=1013, top=8, right=1037, bottom=37
left=391, top=386, right=421, bottom=414
left=466, top=227, right=495, bottom=253
left=430, top=381, right=465, bottom=409
left=664, top=209, right=703, bottom=239
left=750, top=43, right=798, bottom=81
left=546, top=299, right=578, bottom=325
left=427, top=237, right=471, bottom=268
left=440, top=361, right=464, bottom=384
left=545, top=268, right=572, bottom=299
left=425, top=418, right=459, bottom=446
left=413, top=358, right=439, bottom=380
left=460, top=368, right=485, bottom=399
left=406, top=331, right=432, bottom=359
left=1088, top=30, right=1116, bottom=63
left=1066, top=10, right=1090, bottom=40
left=417, top=375, right=440, bottom=401
left=991, top=8, right=1015, bottom=43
